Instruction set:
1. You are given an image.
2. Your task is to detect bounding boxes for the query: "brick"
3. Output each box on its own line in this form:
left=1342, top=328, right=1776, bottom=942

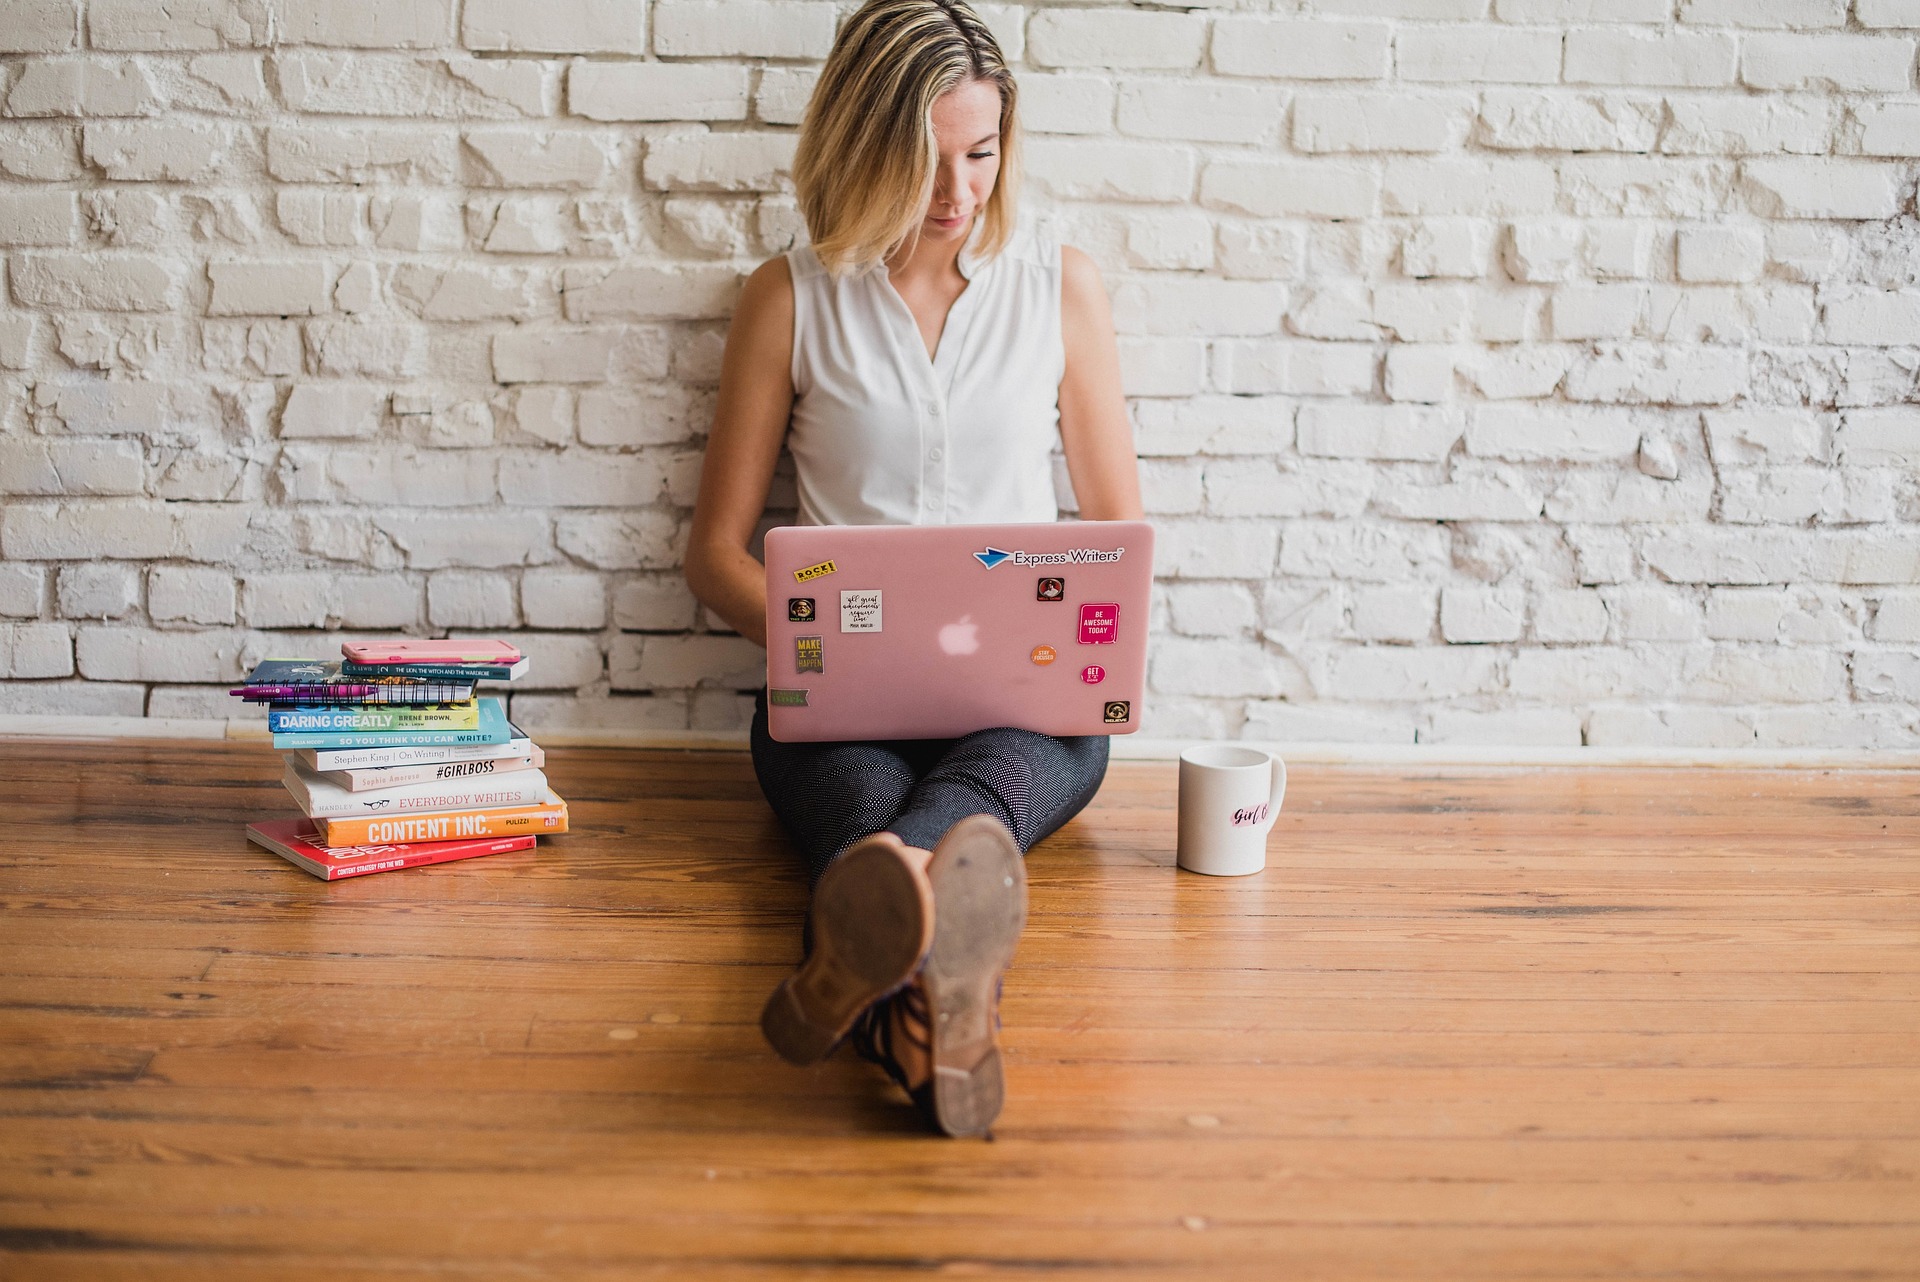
left=1, top=0, right=79, bottom=52
left=1511, top=648, right=1671, bottom=701
left=0, top=192, right=76, bottom=248
left=88, top=0, right=266, bottom=51
left=1550, top=284, right=1645, bottom=339
left=1468, top=406, right=1640, bottom=461
left=1155, top=519, right=1279, bottom=580
left=76, top=626, right=245, bottom=682
left=1295, top=92, right=1470, bottom=153
left=276, top=191, right=367, bottom=248
left=465, top=0, right=645, bottom=54
left=1680, top=0, right=1845, bottom=25
left=521, top=570, right=606, bottom=630
left=612, top=575, right=698, bottom=630
left=642, top=131, right=794, bottom=192
left=1440, top=586, right=1525, bottom=643
left=1213, top=340, right=1374, bottom=397
left=1398, top=27, right=1562, bottom=84
left=1743, top=35, right=1916, bottom=92
left=651, top=0, right=834, bottom=59
left=1532, top=589, right=1610, bottom=643
left=6, top=58, right=163, bottom=116
left=1609, top=586, right=1701, bottom=641
left=466, top=129, right=613, bottom=188
left=1837, top=408, right=1920, bottom=466
left=1116, top=80, right=1283, bottom=146
left=499, top=452, right=667, bottom=507
left=1545, top=469, right=1712, bottom=524
left=279, top=383, right=384, bottom=439
left=1243, top=702, right=1417, bottom=745
left=561, top=264, right=739, bottom=321
left=1026, top=140, right=1196, bottom=204
left=1754, top=706, right=1918, bottom=750
left=1859, top=0, right=1920, bottom=24
left=1375, top=472, right=1543, bottom=521
left=0, top=621, right=74, bottom=677
left=378, top=512, right=552, bottom=569
left=492, top=330, right=614, bottom=383
left=1299, top=405, right=1463, bottom=462
left=1166, top=583, right=1258, bottom=638
left=1822, top=293, right=1920, bottom=347
left=568, top=61, right=749, bottom=123
left=1117, top=338, right=1203, bottom=397
left=1426, top=708, right=1583, bottom=747
left=1281, top=521, right=1450, bottom=582
left=1201, top=160, right=1376, bottom=218
left=1213, top=18, right=1390, bottom=80
left=271, top=0, right=452, bottom=47
left=1204, top=458, right=1373, bottom=519
left=1401, top=220, right=1489, bottom=278
left=577, top=386, right=705, bottom=448
left=268, top=126, right=459, bottom=184
left=1564, top=346, right=1744, bottom=406
left=0, top=678, right=143, bottom=715
left=1123, top=212, right=1214, bottom=272
left=426, top=571, right=519, bottom=629
left=553, top=511, right=679, bottom=570
left=1676, top=224, right=1765, bottom=283
left=1133, top=396, right=1295, bottom=456
left=1019, top=75, right=1113, bottom=136
left=1324, top=646, right=1501, bottom=701
left=1586, top=705, right=1754, bottom=748
left=1110, top=277, right=1283, bottom=339
left=30, top=381, right=174, bottom=436
left=1349, top=586, right=1434, bottom=643
left=1381, top=159, right=1556, bottom=216
left=1743, top=160, right=1906, bottom=219
left=0, top=438, right=144, bottom=497
left=56, top=564, right=137, bottom=620
left=1565, top=29, right=1738, bottom=86
left=610, top=632, right=761, bottom=689
left=1856, top=104, right=1920, bottom=158
left=1028, top=9, right=1204, bottom=70
left=148, top=566, right=235, bottom=624
left=1661, top=95, right=1830, bottom=156
left=1477, top=90, right=1663, bottom=152
left=11, top=254, right=179, bottom=312
left=207, top=261, right=334, bottom=317
left=0, top=565, right=43, bottom=618
left=1871, top=594, right=1920, bottom=643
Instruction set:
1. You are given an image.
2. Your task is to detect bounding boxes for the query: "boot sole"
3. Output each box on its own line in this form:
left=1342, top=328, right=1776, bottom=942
left=760, top=838, right=934, bottom=1066
left=921, top=815, right=1027, bottom=1138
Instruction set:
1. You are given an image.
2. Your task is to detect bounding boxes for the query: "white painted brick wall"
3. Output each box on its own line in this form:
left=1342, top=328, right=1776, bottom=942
left=0, top=3, right=1916, bottom=751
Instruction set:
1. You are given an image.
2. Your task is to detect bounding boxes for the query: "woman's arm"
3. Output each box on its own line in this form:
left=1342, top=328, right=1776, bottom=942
left=1057, top=245, right=1144, bottom=523
left=683, top=257, right=796, bottom=648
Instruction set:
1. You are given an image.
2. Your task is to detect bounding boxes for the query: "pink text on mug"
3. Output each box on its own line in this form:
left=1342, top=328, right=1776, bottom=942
left=1230, top=803, right=1270, bottom=828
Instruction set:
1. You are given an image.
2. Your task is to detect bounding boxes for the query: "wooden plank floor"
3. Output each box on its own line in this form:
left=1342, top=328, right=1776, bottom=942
left=0, top=737, right=1916, bottom=1281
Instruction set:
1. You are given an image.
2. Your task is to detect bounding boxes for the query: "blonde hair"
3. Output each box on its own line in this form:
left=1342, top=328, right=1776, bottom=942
left=792, top=0, right=1020, bottom=274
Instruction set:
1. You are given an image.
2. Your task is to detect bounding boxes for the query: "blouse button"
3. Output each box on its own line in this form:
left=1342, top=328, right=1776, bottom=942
left=927, top=494, right=944, bottom=510
left=929, top=448, right=944, bottom=461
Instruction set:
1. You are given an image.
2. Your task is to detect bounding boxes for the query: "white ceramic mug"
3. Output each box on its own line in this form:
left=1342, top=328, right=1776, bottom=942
left=1177, top=744, right=1287, bottom=877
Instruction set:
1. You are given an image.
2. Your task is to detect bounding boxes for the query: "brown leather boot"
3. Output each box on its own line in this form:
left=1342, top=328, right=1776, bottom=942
left=852, top=815, right=1026, bottom=1137
left=760, top=832, right=935, bottom=1065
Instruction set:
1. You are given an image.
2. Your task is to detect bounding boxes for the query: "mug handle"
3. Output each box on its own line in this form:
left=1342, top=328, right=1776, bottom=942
left=1260, top=755, right=1288, bottom=833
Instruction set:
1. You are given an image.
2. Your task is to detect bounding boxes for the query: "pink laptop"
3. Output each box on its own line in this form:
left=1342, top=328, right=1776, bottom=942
left=763, top=521, right=1155, bottom=743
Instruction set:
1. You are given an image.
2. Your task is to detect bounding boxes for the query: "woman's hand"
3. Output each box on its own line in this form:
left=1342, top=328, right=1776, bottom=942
left=683, top=257, right=796, bottom=648
left=1058, top=245, right=1144, bottom=523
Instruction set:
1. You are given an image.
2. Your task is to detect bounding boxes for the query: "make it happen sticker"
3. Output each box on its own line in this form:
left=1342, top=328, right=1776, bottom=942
left=840, top=589, right=882, bottom=633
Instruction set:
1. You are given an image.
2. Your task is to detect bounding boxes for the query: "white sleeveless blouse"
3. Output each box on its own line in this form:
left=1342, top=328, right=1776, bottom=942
left=785, top=222, right=1064, bottom=527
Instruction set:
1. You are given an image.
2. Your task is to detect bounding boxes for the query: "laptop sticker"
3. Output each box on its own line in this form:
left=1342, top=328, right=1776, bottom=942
left=840, top=589, right=882, bottom=633
left=1037, top=577, right=1064, bottom=601
left=795, top=636, right=824, bottom=674
left=1030, top=644, right=1056, bottom=666
left=788, top=597, right=815, bottom=622
left=769, top=688, right=809, bottom=707
left=1103, top=700, right=1130, bottom=724
left=794, top=559, right=837, bottom=583
left=1081, top=665, right=1105, bottom=684
left=1078, top=603, right=1119, bottom=645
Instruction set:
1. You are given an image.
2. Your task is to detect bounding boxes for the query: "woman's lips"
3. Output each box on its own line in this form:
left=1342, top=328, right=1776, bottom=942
left=929, top=212, right=969, bottom=229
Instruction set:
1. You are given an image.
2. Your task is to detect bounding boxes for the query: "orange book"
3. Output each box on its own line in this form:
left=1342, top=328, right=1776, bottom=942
left=315, top=790, right=568, bottom=846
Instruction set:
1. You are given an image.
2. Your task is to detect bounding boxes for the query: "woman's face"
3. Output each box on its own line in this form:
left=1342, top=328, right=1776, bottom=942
left=921, top=78, right=1002, bottom=243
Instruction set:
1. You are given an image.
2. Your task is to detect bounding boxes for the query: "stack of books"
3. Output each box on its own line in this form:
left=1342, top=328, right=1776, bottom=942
left=230, top=641, right=568, bottom=880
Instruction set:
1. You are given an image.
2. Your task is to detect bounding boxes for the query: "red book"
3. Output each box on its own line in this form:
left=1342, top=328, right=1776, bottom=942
left=245, top=818, right=537, bottom=881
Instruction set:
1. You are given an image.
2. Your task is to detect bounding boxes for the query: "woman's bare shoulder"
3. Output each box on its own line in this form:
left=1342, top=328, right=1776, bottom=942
left=738, top=254, right=795, bottom=313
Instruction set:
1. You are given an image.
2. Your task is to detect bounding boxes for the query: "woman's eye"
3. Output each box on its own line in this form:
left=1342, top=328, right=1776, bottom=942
left=969, top=151, right=996, bottom=160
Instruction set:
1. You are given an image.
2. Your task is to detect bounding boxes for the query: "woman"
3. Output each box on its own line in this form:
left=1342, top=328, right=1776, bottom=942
left=683, top=0, right=1142, bottom=1137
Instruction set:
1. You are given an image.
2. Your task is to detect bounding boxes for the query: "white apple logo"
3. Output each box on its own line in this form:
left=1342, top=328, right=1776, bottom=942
left=938, top=615, right=981, bottom=656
